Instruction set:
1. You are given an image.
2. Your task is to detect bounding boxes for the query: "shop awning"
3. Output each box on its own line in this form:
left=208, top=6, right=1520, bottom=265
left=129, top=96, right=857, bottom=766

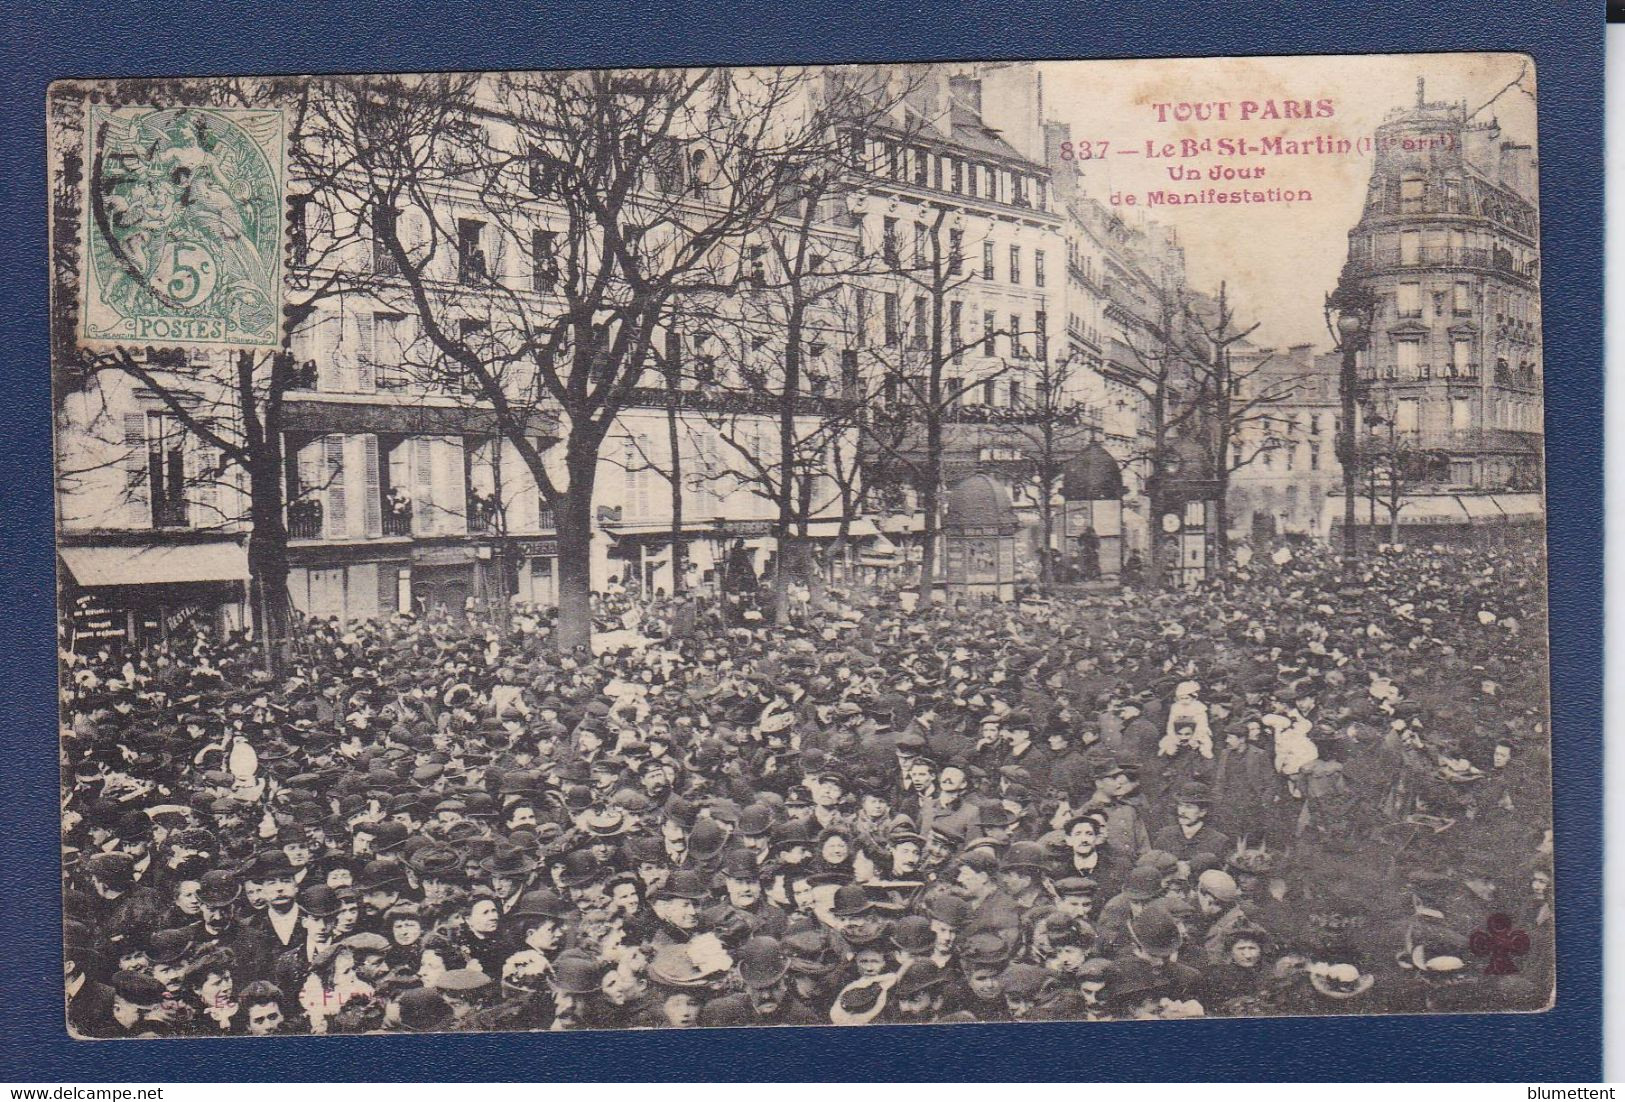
left=61, top=541, right=249, bottom=588
left=1394, top=496, right=1472, bottom=526
left=804, top=518, right=883, bottom=540
left=1458, top=495, right=1506, bottom=523
left=1491, top=493, right=1546, bottom=522
left=282, top=395, right=560, bottom=439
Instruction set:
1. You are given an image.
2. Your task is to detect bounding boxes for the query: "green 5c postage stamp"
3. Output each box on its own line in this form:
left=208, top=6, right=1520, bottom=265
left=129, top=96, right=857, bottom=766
left=80, top=104, right=285, bottom=350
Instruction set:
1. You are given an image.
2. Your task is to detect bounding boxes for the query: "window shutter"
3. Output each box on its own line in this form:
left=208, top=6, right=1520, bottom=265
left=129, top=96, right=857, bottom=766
left=324, top=434, right=346, bottom=538
left=414, top=436, right=434, bottom=534
left=363, top=434, right=382, bottom=537
left=193, top=444, right=220, bottom=527
left=317, top=349, right=340, bottom=393
left=122, top=413, right=150, bottom=525
left=297, top=438, right=321, bottom=500
left=623, top=441, right=638, bottom=520
left=434, top=437, right=465, bottom=531
left=520, top=447, right=539, bottom=529
left=490, top=230, right=510, bottom=284
left=355, top=313, right=376, bottom=392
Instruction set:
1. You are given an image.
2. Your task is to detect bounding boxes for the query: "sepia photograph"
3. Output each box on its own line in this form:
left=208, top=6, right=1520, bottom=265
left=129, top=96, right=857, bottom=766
left=47, top=52, right=1553, bottom=1039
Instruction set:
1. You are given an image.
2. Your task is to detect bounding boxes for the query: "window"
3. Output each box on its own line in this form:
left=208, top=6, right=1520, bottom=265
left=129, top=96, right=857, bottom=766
left=1395, top=339, right=1420, bottom=377
left=1451, top=397, right=1472, bottom=431
left=372, top=203, right=399, bottom=275
left=684, top=149, right=709, bottom=198
left=983, top=310, right=996, bottom=355
left=951, top=159, right=963, bottom=194
left=933, top=155, right=943, bottom=190
left=966, top=163, right=978, bottom=198
left=883, top=218, right=900, bottom=267
left=949, top=229, right=964, bottom=275
left=1396, top=397, right=1418, bottom=433
left=1454, top=281, right=1472, bottom=315
left=1400, top=174, right=1424, bottom=212
left=664, top=329, right=683, bottom=376
left=1013, top=174, right=1029, bottom=207
left=982, top=241, right=995, bottom=280
left=982, top=379, right=995, bottom=404
left=1035, top=249, right=1046, bottom=287
left=913, top=147, right=928, bottom=186
left=1009, top=245, right=1021, bottom=285
left=944, top=375, right=961, bottom=405
left=531, top=229, right=558, bottom=292
left=145, top=412, right=190, bottom=529
left=1010, top=313, right=1023, bottom=358
left=912, top=295, right=928, bottom=351
left=528, top=144, right=556, bottom=195
left=883, top=292, right=899, bottom=346
left=949, top=301, right=963, bottom=362
left=457, top=218, right=487, bottom=285
left=1035, top=311, right=1047, bottom=360
left=1400, top=230, right=1421, bottom=266
left=1008, top=381, right=1022, bottom=406
left=288, top=195, right=310, bottom=267
left=1451, top=338, right=1472, bottom=374
left=914, top=223, right=926, bottom=267
left=372, top=313, right=410, bottom=390
left=841, top=349, right=860, bottom=395
left=459, top=318, right=489, bottom=354
left=887, top=142, right=901, bottom=180
left=853, top=289, right=869, bottom=349
left=1397, top=282, right=1421, bottom=318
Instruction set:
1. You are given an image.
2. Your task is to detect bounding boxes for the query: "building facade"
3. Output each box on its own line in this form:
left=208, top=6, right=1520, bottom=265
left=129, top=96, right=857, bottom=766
left=1343, top=84, right=1543, bottom=509
left=1223, top=343, right=1344, bottom=543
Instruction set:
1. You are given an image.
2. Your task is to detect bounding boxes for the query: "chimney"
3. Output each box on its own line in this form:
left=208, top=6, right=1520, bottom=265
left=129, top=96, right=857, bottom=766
left=949, top=75, right=983, bottom=118
left=1499, top=142, right=1535, bottom=198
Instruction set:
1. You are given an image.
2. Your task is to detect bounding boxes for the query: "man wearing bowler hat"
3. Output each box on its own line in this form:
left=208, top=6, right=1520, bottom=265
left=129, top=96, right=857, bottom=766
left=1152, top=781, right=1231, bottom=866
left=700, top=936, right=821, bottom=1026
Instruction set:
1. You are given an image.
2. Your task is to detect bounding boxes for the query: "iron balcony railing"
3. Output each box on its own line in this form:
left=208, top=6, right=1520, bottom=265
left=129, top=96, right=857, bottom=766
left=1347, top=246, right=1539, bottom=281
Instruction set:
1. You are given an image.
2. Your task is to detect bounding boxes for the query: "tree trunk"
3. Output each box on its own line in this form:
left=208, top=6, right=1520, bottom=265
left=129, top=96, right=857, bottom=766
left=665, top=378, right=685, bottom=596
left=1213, top=359, right=1232, bottom=569
left=1147, top=370, right=1168, bottom=587
left=245, top=446, right=291, bottom=669
left=1038, top=476, right=1056, bottom=586
left=554, top=447, right=598, bottom=654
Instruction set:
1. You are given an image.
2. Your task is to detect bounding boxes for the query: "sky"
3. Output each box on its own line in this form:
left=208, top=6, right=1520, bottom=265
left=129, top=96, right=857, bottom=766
left=1036, top=52, right=1538, bottom=350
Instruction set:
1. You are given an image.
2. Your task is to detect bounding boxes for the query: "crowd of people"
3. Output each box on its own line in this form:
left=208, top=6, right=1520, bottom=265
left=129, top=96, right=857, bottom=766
left=59, top=534, right=1554, bottom=1037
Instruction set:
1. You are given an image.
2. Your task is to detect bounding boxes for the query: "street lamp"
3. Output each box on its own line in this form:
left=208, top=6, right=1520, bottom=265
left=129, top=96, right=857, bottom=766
left=1326, top=266, right=1375, bottom=580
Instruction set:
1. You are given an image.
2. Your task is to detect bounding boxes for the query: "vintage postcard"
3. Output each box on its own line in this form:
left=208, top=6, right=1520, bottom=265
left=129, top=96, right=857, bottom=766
left=48, top=52, right=1551, bottom=1038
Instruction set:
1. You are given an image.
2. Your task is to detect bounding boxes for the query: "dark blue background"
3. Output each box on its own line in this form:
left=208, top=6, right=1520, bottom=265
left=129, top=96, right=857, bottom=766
left=0, top=0, right=1602, bottom=1081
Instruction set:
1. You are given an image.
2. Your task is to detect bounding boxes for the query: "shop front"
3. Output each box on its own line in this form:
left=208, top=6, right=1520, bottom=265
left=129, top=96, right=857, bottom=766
left=60, top=539, right=249, bottom=651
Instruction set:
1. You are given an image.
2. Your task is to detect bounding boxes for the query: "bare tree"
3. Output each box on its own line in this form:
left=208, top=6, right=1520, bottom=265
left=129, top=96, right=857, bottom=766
left=854, top=203, right=1029, bottom=604
left=999, top=353, right=1102, bottom=585
left=1111, top=279, right=1196, bottom=587
left=311, top=68, right=845, bottom=651
left=1179, top=282, right=1304, bottom=566
left=50, top=78, right=378, bottom=663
